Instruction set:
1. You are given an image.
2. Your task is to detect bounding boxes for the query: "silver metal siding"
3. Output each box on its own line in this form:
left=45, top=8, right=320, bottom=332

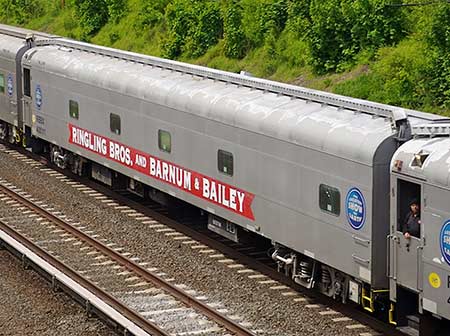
left=0, top=35, right=25, bottom=126
left=421, top=184, right=450, bottom=319
left=26, top=45, right=404, bottom=284
left=371, top=137, right=397, bottom=288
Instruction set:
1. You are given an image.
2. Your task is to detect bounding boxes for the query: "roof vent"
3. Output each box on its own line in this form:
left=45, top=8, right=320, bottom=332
left=411, top=150, right=429, bottom=168
left=239, top=70, right=253, bottom=77
left=25, top=33, right=34, bottom=42
left=58, top=46, right=73, bottom=52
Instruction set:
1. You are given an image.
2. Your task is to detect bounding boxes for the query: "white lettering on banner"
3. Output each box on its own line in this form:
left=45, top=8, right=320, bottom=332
left=69, top=124, right=255, bottom=220
left=109, top=142, right=132, bottom=165
left=135, top=154, right=147, bottom=168
left=71, top=127, right=107, bottom=156
left=202, top=177, right=245, bottom=213
left=149, top=157, right=192, bottom=191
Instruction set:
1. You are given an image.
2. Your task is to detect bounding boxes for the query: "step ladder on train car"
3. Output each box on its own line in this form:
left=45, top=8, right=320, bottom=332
left=398, top=315, right=420, bottom=336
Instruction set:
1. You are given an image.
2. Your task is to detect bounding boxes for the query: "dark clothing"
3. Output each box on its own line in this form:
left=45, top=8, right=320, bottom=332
left=402, top=212, right=420, bottom=238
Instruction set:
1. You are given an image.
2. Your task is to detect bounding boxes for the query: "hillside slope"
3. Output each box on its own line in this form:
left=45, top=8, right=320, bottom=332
left=1, top=0, right=449, bottom=115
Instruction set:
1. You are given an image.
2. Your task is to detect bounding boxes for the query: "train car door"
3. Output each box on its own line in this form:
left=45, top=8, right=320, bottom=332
left=390, top=178, right=423, bottom=293
left=22, top=67, right=32, bottom=127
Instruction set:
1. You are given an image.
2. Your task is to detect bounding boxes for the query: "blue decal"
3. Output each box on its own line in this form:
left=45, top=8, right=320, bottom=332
left=440, top=220, right=450, bottom=266
left=346, top=187, right=366, bottom=230
left=35, top=85, right=42, bottom=110
left=7, top=74, right=13, bottom=97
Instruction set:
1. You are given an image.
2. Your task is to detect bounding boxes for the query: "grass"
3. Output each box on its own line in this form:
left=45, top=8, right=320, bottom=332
left=14, top=1, right=450, bottom=115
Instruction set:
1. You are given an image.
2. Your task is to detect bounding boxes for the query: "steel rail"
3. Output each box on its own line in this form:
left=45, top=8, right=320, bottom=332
left=92, top=183, right=404, bottom=336
left=0, top=219, right=168, bottom=336
left=0, top=141, right=403, bottom=335
left=0, top=182, right=257, bottom=336
left=48, top=168, right=403, bottom=336
left=41, top=166, right=402, bottom=336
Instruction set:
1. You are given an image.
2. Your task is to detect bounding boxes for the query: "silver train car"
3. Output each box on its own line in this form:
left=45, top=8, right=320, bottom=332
left=0, top=24, right=449, bottom=335
left=390, top=126, right=450, bottom=332
left=0, top=24, right=57, bottom=144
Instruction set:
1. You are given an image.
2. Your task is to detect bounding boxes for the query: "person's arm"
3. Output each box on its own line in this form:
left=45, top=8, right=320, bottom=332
left=403, top=213, right=411, bottom=238
left=402, top=213, right=409, bottom=233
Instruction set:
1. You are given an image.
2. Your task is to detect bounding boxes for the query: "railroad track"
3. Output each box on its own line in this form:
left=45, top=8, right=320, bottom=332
left=0, top=178, right=259, bottom=336
left=0, top=142, right=404, bottom=336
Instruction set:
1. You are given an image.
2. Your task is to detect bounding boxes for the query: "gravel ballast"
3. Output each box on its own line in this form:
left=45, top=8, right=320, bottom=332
left=0, top=250, right=114, bottom=336
left=0, top=147, right=382, bottom=336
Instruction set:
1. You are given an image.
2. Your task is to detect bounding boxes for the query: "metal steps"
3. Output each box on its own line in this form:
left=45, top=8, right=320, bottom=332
left=398, top=315, right=420, bottom=336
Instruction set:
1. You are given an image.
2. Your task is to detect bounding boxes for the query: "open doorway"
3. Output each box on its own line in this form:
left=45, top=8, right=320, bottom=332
left=396, top=179, right=421, bottom=236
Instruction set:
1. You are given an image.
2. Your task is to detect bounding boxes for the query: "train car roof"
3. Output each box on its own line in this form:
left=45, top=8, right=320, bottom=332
left=0, top=24, right=58, bottom=60
left=0, top=33, right=27, bottom=59
left=392, top=131, right=450, bottom=189
left=24, top=41, right=449, bottom=166
left=0, top=24, right=58, bottom=40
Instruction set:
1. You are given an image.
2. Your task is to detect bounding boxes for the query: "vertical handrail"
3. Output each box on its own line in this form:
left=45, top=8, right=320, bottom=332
left=392, top=235, right=399, bottom=281
left=387, top=235, right=392, bottom=278
left=416, top=246, right=424, bottom=291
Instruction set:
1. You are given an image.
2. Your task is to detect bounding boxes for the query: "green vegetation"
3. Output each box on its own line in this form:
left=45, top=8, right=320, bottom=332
left=0, top=0, right=449, bottom=114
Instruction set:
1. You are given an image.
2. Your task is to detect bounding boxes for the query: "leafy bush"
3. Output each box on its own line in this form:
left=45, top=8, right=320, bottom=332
left=163, top=0, right=222, bottom=59
left=421, top=3, right=450, bottom=109
left=73, top=0, right=109, bottom=38
left=5, top=0, right=450, bottom=114
left=186, top=1, right=222, bottom=57
left=423, top=2, right=450, bottom=54
left=334, top=40, right=432, bottom=108
left=106, top=0, right=127, bottom=23
left=0, top=0, right=44, bottom=25
left=135, top=0, right=168, bottom=30
left=425, top=53, right=450, bottom=110
left=72, top=0, right=126, bottom=38
left=240, top=0, right=288, bottom=48
left=222, top=1, right=247, bottom=59
left=309, top=0, right=406, bottom=73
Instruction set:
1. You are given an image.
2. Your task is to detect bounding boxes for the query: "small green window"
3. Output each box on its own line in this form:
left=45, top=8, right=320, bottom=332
left=218, top=150, right=233, bottom=176
left=319, top=184, right=340, bottom=216
left=158, top=130, right=171, bottom=153
left=110, top=113, right=121, bottom=135
left=69, top=100, right=79, bottom=119
left=0, top=74, right=4, bottom=94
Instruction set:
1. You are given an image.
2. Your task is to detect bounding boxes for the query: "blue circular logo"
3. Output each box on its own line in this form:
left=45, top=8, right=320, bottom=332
left=346, top=187, right=366, bottom=230
left=7, top=74, right=13, bottom=97
left=35, top=85, right=42, bottom=110
left=440, top=220, right=450, bottom=266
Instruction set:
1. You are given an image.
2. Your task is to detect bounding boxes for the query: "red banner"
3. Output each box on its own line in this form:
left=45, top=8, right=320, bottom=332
left=68, top=124, right=255, bottom=220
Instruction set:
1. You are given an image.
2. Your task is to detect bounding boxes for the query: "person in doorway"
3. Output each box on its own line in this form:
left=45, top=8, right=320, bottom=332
left=402, top=199, right=421, bottom=239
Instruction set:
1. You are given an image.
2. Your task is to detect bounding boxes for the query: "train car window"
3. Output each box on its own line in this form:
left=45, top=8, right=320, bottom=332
left=158, top=130, right=171, bottom=153
left=69, top=100, right=79, bottom=119
left=0, top=74, right=4, bottom=93
left=110, top=113, right=121, bottom=135
left=24, top=68, right=31, bottom=97
left=319, top=184, right=340, bottom=216
left=218, top=150, right=233, bottom=176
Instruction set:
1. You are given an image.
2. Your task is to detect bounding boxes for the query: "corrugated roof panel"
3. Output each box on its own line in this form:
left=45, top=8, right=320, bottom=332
left=27, top=45, right=401, bottom=166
